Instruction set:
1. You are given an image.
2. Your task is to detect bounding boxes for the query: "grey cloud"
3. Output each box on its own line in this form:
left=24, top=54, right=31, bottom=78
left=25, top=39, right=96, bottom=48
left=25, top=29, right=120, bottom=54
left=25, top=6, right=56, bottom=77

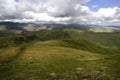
left=46, top=0, right=90, bottom=17
left=0, top=0, right=90, bottom=20
left=0, top=0, right=120, bottom=25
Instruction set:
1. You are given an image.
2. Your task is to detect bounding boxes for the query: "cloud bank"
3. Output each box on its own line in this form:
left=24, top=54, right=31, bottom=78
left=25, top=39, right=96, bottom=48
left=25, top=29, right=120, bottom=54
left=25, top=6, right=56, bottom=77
left=0, top=0, right=120, bottom=25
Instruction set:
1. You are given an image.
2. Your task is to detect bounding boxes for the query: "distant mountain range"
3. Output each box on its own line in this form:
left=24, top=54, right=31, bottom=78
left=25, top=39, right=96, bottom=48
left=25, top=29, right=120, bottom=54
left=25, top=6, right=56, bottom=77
left=0, top=22, right=120, bottom=35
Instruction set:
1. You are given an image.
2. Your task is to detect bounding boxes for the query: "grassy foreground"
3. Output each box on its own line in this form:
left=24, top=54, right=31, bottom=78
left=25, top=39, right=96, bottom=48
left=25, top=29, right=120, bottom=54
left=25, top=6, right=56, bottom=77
left=0, top=39, right=120, bottom=80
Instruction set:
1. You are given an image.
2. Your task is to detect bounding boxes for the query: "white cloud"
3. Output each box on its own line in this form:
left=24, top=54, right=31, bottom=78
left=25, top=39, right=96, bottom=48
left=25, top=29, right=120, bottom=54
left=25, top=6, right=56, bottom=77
left=98, top=7, right=117, bottom=17
left=0, top=0, right=120, bottom=25
left=24, top=11, right=54, bottom=21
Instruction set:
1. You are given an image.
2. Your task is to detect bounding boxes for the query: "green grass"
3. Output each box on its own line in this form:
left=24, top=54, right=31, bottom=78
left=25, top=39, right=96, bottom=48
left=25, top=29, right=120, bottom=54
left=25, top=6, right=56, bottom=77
left=0, top=29, right=120, bottom=80
left=0, top=40, right=120, bottom=80
left=23, top=24, right=35, bottom=31
left=89, top=28, right=114, bottom=32
left=0, top=26, right=6, bottom=31
left=65, top=30, right=120, bottom=48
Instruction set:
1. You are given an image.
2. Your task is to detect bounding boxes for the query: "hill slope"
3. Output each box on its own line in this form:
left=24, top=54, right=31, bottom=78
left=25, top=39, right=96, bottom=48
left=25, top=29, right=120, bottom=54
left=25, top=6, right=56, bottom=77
left=0, top=40, right=120, bottom=80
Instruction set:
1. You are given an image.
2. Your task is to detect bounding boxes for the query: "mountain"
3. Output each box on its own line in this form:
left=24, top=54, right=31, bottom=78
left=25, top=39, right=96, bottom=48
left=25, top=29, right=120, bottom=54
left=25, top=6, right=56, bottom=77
left=0, top=22, right=120, bottom=33
left=0, top=22, right=28, bottom=27
left=0, top=23, right=120, bottom=79
left=0, top=22, right=89, bottom=35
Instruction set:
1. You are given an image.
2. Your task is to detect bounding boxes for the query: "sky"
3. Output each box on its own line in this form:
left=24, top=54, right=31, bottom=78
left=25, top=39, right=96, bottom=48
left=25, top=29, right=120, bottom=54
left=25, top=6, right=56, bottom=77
left=0, top=0, right=120, bottom=25
left=83, top=0, right=120, bottom=11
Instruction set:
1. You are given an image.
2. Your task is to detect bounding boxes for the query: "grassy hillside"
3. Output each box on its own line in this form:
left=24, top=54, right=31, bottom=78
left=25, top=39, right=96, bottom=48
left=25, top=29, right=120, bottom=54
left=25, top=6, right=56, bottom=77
left=0, top=39, right=120, bottom=80
left=23, top=30, right=120, bottom=48
left=23, top=24, right=35, bottom=31
left=0, top=26, right=6, bottom=31
left=0, top=29, right=120, bottom=80
left=65, top=29, right=120, bottom=48
left=89, top=27, right=120, bottom=32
